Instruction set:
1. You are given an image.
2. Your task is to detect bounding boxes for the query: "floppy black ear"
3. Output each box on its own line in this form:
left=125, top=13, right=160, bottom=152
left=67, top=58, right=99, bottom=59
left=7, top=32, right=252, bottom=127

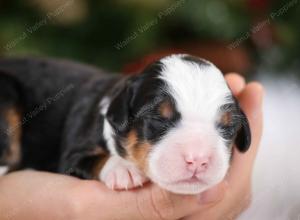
left=235, top=109, right=251, bottom=152
left=106, top=61, right=163, bottom=134
left=106, top=77, right=137, bottom=135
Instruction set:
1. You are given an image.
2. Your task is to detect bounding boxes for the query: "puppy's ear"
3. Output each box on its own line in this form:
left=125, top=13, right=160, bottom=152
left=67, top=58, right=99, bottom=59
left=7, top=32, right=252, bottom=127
left=106, top=77, right=137, bottom=134
left=106, top=61, right=162, bottom=134
left=235, top=108, right=251, bottom=152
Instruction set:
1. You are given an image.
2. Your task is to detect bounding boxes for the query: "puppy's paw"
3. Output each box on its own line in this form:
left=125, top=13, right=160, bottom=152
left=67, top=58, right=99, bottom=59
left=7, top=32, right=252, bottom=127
left=0, top=166, right=8, bottom=176
left=99, top=156, right=148, bottom=190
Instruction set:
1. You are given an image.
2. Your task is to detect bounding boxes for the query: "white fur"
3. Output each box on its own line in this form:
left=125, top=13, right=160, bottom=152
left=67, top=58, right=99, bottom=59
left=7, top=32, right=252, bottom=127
left=148, top=122, right=230, bottom=194
left=103, top=119, right=118, bottom=155
left=159, top=55, right=232, bottom=120
left=99, top=96, right=118, bottom=155
left=99, top=155, right=148, bottom=190
left=99, top=96, right=110, bottom=115
left=147, top=55, right=233, bottom=194
left=238, top=77, right=300, bottom=220
left=0, top=166, right=8, bottom=176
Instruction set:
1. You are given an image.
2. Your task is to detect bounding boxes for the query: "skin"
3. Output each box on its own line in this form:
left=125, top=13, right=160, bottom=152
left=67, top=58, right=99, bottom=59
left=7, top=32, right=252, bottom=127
left=0, top=73, right=264, bottom=220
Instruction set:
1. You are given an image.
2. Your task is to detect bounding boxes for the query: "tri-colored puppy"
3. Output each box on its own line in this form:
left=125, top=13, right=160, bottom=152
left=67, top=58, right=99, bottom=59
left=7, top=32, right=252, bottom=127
left=0, top=54, right=250, bottom=194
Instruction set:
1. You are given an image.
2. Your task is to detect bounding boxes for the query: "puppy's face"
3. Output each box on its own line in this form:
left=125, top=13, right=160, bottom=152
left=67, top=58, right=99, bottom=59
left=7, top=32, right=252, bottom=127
left=103, top=54, right=251, bottom=194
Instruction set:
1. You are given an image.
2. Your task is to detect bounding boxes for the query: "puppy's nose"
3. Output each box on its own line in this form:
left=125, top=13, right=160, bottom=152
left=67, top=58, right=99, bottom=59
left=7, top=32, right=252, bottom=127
left=184, top=154, right=210, bottom=173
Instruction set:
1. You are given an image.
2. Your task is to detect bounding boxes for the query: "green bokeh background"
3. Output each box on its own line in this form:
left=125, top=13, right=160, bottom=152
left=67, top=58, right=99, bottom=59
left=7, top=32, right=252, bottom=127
left=0, top=0, right=299, bottom=75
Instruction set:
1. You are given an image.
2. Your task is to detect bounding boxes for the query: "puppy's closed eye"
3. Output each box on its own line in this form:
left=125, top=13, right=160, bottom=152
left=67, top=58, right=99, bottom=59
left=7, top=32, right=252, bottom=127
left=217, top=101, right=251, bottom=152
left=217, top=112, right=236, bottom=141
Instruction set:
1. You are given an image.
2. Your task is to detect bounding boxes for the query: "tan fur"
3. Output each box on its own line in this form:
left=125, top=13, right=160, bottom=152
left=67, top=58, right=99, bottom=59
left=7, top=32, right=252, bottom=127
left=159, top=100, right=173, bottom=119
left=4, top=108, right=22, bottom=167
left=125, top=129, right=151, bottom=172
left=220, top=112, right=232, bottom=126
left=91, top=147, right=109, bottom=179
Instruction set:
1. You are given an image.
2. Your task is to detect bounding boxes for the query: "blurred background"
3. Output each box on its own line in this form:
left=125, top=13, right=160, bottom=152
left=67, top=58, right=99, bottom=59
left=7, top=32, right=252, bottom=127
left=0, top=0, right=299, bottom=77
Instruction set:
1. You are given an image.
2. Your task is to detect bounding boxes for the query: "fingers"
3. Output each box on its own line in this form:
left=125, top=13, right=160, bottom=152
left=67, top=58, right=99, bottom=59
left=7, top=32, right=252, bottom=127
left=225, top=73, right=246, bottom=96
left=228, top=82, right=264, bottom=184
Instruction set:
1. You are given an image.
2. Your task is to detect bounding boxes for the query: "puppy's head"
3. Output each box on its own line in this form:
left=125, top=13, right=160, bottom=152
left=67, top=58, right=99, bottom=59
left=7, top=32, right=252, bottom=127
left=101, top=54, right=251, bottom=194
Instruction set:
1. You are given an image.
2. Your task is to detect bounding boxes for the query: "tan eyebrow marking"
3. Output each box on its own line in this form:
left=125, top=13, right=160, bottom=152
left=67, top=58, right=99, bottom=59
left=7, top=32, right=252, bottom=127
left=159, top=100, right=174, bottom=119
left=220, top=112, right=232, bottom=126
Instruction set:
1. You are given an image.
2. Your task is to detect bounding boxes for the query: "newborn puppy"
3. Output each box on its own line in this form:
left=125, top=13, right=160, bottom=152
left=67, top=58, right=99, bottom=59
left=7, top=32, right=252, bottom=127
left=0, top=54, right=250, bottom=195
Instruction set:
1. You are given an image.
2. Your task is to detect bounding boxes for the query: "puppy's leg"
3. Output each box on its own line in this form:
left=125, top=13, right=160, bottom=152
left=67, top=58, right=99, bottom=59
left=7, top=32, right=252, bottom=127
left=0, top=73, right=23, bottom=175
left=0, top=114, right=10, bottom=175
left=99, top=155, right=148, bottom=190
left=59, top=146, right=110, bottom=179
left=0, top=108, right=22, bottom=175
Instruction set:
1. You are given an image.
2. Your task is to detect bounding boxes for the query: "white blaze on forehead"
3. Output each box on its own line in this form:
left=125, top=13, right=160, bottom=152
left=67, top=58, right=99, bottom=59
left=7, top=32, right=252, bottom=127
left=159, top=55, right=232, bottom=121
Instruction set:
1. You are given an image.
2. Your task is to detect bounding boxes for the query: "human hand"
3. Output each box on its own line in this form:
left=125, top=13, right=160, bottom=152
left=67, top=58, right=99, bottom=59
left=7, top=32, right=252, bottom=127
left=0, top=169, right=225, bottom=220
left=183, top=73, right=264, bottom=220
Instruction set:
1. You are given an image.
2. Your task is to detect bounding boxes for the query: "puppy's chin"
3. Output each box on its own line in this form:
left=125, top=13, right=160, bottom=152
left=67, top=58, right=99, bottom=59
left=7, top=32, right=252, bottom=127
left=156, top=181, right=212, bottom=195
left=150, top=174, right=225, bottom=195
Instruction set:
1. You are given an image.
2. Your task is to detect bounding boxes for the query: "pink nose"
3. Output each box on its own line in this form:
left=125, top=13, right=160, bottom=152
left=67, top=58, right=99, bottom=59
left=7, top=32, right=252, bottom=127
left=184, top=154, right=210, bottom=173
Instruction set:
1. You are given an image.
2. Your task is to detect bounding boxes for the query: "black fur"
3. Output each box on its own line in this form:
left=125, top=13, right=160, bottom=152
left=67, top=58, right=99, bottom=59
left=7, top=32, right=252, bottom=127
left=0, top=56, right=250, bottom=180
left=182, top=55, right=211, bottom=67
left=234, top=106, right=251, bottom=152
left=0, top=57, right=182, bottom=178
left=0, top=72, right=24, bottom=167
left=0, top=57, right=118, bottom=176
left=217, top=96, right=251, bottom=152
left=106, top=61, right=181, bottom=153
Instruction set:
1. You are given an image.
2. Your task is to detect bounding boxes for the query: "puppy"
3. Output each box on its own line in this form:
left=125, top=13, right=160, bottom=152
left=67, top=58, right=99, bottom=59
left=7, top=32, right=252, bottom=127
left=0, top=54, right=250, bottom=194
